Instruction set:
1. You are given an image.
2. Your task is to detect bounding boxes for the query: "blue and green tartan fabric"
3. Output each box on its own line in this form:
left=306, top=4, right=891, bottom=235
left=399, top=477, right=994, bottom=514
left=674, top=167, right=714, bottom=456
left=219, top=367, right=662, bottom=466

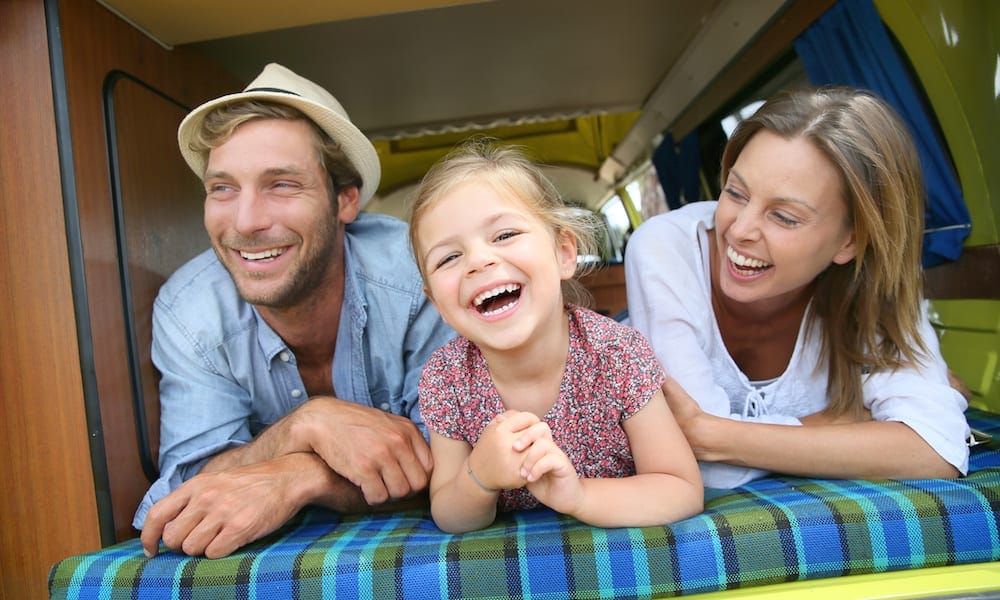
left=50, top=409, right=1000, bottom=599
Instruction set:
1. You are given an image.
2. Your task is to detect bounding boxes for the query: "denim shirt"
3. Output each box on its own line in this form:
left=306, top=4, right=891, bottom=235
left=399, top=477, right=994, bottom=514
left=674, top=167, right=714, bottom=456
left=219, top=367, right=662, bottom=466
left=133, top=213, right=455, bottom=528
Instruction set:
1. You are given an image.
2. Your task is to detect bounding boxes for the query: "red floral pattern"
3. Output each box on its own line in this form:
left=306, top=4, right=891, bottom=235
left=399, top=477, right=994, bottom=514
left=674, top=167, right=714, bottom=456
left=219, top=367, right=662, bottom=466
left=419, top=305, right=664, bottom=511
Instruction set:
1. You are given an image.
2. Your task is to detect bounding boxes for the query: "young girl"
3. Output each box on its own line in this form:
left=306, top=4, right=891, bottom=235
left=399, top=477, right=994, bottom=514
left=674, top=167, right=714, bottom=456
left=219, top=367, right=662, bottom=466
left=409, top=139, right=703, bottom=533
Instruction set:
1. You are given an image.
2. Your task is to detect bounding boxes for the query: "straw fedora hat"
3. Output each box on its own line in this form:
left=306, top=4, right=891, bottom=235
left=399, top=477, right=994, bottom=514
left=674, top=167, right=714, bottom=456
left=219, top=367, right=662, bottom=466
left=177, top=63, right=381, bottom=207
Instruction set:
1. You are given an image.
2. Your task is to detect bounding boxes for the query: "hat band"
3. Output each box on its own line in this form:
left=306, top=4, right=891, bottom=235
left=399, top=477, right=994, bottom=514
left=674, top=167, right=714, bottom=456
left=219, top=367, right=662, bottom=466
left=245, top=87, right=300, bottom=96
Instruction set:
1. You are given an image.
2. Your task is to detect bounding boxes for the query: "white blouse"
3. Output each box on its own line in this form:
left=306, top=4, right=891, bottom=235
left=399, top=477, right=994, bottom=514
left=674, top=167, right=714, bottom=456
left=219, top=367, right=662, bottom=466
left=625, top=201, right=970, bottom=488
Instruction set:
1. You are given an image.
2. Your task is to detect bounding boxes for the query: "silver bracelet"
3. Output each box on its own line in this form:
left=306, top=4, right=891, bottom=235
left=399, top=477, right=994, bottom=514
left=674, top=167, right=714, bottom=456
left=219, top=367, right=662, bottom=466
left=467, top=460, right=498, bottom=493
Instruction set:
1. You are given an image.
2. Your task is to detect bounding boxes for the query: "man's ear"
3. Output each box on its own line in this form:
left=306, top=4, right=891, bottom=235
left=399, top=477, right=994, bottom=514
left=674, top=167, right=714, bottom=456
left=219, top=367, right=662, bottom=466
left=557, top=230, right=579, bottom=280
left=832, top=231, right=857, bottom=265
left=337, top=186, right=361, bottom=224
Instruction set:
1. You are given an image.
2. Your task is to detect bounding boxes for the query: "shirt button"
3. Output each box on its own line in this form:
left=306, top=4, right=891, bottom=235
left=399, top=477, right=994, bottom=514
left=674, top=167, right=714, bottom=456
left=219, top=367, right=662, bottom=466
left=279, top=352, right=291, bottom=362
left=379, top=402, right=390, bottom=411
left=291, top=389, right=303, bottom=398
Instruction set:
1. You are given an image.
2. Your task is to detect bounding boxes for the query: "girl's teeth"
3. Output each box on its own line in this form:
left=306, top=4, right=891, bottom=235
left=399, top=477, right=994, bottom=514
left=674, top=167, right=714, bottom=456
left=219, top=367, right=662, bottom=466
left=473, top=283, right=520, bottom=306
left=481, top=299, right=517, bottom=317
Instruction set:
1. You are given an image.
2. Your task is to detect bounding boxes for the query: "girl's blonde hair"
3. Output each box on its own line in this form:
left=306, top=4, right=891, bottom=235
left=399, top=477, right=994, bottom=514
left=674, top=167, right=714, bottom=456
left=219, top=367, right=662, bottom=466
left=722, top=86, right=928, bottom=415
left=409, top=137, right=602, bottom=307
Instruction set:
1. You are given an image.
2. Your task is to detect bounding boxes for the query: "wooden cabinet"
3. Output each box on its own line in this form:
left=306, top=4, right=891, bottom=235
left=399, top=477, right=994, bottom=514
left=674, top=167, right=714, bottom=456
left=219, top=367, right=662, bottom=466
left=1, top=1, right=238, bottom=596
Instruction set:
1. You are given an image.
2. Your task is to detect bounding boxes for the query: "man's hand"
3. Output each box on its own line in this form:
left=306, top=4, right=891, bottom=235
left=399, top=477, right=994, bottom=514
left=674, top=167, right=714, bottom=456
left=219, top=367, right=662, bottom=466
left=289, top=397, right=433, bottom=505
left=143, top=396, right=433, bottom=558
left=141, top=452, right=335, bottom=559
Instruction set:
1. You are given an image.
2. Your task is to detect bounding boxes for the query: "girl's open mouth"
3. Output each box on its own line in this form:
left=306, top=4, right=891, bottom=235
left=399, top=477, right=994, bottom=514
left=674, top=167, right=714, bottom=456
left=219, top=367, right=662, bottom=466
left=473, top=283, right=522, bottom=317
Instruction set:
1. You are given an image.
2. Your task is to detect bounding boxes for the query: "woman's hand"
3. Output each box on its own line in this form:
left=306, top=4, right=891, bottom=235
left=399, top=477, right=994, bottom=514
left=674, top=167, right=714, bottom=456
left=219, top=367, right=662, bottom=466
left=947, top=369, right=972, bottom=401
left=661, top=376, right=723, bottom=461
left=662, top=377, right=705, bottom=439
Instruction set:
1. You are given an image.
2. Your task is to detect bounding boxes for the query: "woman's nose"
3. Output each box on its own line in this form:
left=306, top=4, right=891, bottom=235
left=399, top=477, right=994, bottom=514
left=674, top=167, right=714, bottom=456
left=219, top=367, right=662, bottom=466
left=730, top=206, right=763, bottom=241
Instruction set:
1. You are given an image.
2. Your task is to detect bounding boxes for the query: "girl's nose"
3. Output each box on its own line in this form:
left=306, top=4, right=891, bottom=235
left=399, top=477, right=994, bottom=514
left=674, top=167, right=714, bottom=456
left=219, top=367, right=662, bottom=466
left=465, top=243, right=497, bottom=275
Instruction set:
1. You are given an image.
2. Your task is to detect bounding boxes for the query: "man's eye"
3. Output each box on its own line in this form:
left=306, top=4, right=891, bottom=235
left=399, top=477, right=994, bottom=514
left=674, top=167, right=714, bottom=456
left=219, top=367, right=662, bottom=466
left=207, top=183, right=234, bottom=194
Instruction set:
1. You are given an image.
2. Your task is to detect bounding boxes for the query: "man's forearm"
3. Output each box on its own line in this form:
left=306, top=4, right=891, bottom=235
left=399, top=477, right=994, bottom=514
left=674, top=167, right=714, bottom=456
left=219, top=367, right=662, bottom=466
left=198, top=396, right=433, bottom=507
left=202, top=448, right=427, bottom=514
left=200, top=411, right=312, bottom=474
left=265, top=452, right=429, bottom=514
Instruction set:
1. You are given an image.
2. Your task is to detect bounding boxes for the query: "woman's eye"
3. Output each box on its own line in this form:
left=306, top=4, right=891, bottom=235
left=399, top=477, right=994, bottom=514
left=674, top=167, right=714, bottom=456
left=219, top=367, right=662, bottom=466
left=723, top=187, right=747, bottom=203
left=772, top=212, right=801, bottom=226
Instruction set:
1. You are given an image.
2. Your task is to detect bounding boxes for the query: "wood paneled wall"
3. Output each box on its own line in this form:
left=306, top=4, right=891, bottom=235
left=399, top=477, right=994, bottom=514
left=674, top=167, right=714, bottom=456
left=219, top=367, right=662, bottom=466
left=579, top=263, right=628, bottom=318
left=1, top=0, right=239, bottom=596
left=55, top=0, right=239, bottom=543
left=0, top=2, right=100, bottom=597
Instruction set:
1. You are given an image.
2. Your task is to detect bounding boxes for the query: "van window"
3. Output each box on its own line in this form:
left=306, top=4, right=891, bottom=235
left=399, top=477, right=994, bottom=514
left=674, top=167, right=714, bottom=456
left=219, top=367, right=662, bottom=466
left=598, top=196, right=630, bottom=263
left=598, top=161, right=670, bottom=261
left=720, top=100, right=765, bottom=138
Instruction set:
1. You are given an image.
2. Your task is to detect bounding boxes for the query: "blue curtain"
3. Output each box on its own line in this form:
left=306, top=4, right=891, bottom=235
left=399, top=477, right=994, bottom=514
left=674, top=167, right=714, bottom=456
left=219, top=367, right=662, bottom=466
left=652, top=130, right=702, bottom=211
left=793, top=0, right=971, bottom=267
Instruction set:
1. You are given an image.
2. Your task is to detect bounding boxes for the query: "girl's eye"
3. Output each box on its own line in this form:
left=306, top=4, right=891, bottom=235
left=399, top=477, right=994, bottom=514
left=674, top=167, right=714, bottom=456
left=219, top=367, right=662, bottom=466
left=434, top=253, right=459, bottom=270
left=494, top=230, right=520, bottom=243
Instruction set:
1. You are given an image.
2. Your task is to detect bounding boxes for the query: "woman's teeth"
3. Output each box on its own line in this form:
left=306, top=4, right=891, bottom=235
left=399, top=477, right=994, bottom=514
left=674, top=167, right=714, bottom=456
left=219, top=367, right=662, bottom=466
left=727, top=246, right=771, bottom=269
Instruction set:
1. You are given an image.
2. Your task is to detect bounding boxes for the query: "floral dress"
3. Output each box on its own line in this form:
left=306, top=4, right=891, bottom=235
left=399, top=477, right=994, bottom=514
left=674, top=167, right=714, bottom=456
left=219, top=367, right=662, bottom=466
left=419, top=305, right=665, bottom=511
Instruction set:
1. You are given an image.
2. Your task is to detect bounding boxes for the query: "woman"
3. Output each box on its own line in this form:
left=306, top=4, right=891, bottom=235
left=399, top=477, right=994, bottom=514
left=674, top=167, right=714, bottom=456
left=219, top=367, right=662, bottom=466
left=626, top=87, right=970, bottom=488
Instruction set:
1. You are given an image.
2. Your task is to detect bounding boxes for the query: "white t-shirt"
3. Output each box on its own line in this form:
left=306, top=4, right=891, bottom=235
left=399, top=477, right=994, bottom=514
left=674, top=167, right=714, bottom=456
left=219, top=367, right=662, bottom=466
left=625, top=201, right=970, bottom=488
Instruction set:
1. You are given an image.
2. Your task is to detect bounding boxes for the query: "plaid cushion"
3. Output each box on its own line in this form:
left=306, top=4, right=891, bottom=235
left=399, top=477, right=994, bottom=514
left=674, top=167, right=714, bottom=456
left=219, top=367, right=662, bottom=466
left=50, top=409, right=1000, bottom=599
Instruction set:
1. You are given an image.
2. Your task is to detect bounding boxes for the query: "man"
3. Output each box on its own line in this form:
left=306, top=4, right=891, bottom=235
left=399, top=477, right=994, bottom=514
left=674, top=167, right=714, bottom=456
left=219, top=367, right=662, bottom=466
left=134, top=63, right=454, bottom=559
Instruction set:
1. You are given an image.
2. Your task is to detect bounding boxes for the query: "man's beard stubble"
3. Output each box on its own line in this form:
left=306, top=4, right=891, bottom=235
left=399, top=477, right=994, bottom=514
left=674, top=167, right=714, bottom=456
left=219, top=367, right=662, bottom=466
left=219, top=215, right=341, bottom=310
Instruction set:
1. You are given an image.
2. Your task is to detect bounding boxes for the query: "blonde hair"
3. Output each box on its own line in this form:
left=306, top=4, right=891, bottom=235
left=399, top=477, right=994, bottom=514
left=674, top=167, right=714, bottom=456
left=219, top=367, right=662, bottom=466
left=722, top=86, right=928, bottom=415
left=409, top=138, right=602, bottom=307
left=188, top=100, right=362, bottom=198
